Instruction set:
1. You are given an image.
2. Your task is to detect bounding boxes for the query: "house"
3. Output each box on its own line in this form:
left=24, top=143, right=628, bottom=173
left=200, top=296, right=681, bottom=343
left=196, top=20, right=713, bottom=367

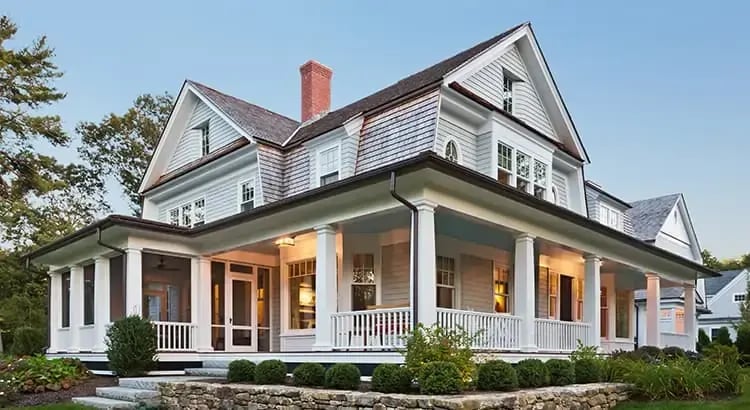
left=698, top=269, right=749, bottom=341
left=27, top=22, right=715, bottom=372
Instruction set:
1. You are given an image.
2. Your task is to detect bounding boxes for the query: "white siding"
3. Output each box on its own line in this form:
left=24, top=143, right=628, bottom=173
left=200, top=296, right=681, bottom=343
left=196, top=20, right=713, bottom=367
left=381, top=242, right=410, bottom=306
left=166, top=99, right=243, bottom=173
left=341, top=134, right=358, bottom=179
left=435, top=117, right=478, bottom=170
left=551, top=170, right=569, bottom=208
left=460, top=254, right=493, bottom=312
left=586, top=188, right=600, bottom=221
left=476, top=131, right=493, bottom=177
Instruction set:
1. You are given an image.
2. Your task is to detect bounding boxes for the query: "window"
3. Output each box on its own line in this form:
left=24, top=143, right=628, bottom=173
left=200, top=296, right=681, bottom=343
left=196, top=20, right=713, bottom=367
left=497, top=143, right=513, bottom=185
left=600, top=204, right=621, bottom=230
left=436, top=256, right=455, bottom=309
left=142, top=253, right=191, bottom=323
left=200, top=123, right=210, bottom=156
left=551, top=186, right=558, bottom=205
left=181, top=203, right=192, bottom=227
left=61, top=271, right=71, bottom=328
left=600, top=287, right=608, bottom=338
left=533, top=160, right=547, bottom=200
left=615, top=291, right=629, bottom=338
left=110, top=255, right=125, bottom=322
left=168, top=208, right=179, bottom=226
left=239, top=180, right=255, bottom=212
left=318, top=145, right=339, bottom=186
left=502, top=74, right=514, bottom=113
left=193, top=199, right=205, bottom=226
left=444, top=140, right=459, bottom=163
left=351, top=254, right=375, bottom=311
left=675, top=308, right=685, bottom=334
left=168, top=198, right=206, bottom=228
left=289, top=259, right=316, bottom=329
left=493, top=264, right=511, bottom=313
left=83, top=264, right=95, bottom=325
left=516, top=151, right=531, bottom=193
left=548, top=272, right=558, bottom=318
left=711, top=328, right=720, bottom=340
left=734, top=293, right=746, bottom=303
left=576, top=278, right=584, bottom=321
left=496, top=142, right=550, bottom=195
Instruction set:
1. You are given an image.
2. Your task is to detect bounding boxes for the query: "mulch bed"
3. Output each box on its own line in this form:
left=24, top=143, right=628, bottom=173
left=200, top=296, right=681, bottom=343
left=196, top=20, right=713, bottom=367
left=11, top=376, right=117, bottom=407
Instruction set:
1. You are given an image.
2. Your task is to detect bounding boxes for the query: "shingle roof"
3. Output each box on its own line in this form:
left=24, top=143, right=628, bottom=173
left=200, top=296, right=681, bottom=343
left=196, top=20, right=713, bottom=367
left=634, top=287, right=684, bottom=301
left=188, top=80, right=299, bottom=145
left=626, top=194, right=681, bottom=241
left=705, top=269, right=745, bottom=297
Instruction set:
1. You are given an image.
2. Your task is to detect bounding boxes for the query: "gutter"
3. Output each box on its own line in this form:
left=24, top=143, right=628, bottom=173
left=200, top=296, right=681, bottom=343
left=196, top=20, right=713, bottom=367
left=389, top=171, right=420, bottom=329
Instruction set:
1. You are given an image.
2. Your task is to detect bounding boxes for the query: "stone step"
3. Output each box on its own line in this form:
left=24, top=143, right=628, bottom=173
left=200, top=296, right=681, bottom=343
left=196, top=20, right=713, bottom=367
left=71, top=396, right=138, bottom=409
left=96, top=386, right=160, bottom=404
left=185, top=367, right=228, bottom=377
left=118, top=375, right=224, bottom=391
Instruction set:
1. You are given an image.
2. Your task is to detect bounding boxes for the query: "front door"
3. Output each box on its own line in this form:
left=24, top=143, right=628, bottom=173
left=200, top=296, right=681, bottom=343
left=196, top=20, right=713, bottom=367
left=560, top=275, right=573, bottom=322
left=228, top=276, right=257, bottom=351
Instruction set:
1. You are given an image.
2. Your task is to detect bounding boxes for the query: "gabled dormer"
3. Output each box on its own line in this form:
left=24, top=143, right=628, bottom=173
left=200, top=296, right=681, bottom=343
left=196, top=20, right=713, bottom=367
left=584, top=181, right=635, bottom=235
left=627, top=194, right=702, bottom=262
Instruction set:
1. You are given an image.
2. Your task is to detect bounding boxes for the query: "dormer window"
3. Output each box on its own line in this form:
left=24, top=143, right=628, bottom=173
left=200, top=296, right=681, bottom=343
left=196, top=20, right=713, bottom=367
left=497, top=142, right=513, bottom=185
left=533, top=160, right=547, bottom=200
left=600, top=204, right=621, bottom=230
left=502, top=74, right=514, bottom=113
left=168, top=197, right=206, bottom=228
left=239, top=179, right=255, bottom=212
left=200, top=122, right=210, bottom=156
left=444, top=140, right=459, bottom=163
left=515, top=151, right=531, bottom=193
left=318, top=145, right=340, bottom=186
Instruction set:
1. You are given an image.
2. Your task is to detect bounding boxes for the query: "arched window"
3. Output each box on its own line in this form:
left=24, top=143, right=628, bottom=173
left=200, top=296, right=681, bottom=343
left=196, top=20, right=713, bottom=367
left=551, top=185, right=558, bottom=205
left=444, top=140, right=459, bottom=163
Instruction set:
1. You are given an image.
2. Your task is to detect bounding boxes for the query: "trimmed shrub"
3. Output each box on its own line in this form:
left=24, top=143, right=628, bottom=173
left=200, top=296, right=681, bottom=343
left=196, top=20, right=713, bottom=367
left=545, top=359, right=575, bottom=386
left=575, top=358, right=602, bottom=384
left=293, top=362, right=326, bottom=387
left=371, top=363, right=412, bottom=393
left=105, top=315, right=157, bottom=377
left=403, top=324, right=476, bottom=389
left=715, top=327, right=733, bottom=346
left=477, top=360, right=518, bottom=391
left=662, top=346, right=686, bottom=360
left=255, top=359, right=287, bottom=384
left=735, top=324, right=750, bottom=356
left=227, top=359, right=255, bottom=383
left=418, top=361, right=462, bottom=395
left=697, top=328, right=711, bottom=352
left=515, top=359, right=549, bottom=388
left=10, top=326, right=46, bottom=356
left=634, top=345, right=663, bottom=363
left=324, top=363, right=361, bottom=390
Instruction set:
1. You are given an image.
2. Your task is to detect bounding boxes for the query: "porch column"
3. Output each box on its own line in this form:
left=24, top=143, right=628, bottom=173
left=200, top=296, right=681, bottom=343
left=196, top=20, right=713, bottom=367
left=415, top=200, right=437, bottom=326
left=583, top=255, right=601, bottom=348
left=48, top=273, right=62, bottom=353
left=514, top=233, right=536, bottom=351
left=195, top=257, right=213, bottom=351
left=125, top=248, right=143, bottom=316
left=684, top=282, right=696, bottom=350
left=93, top=256, right=111, bottom=352
left=69, top=265, right=84, bottom=352
left=646, top=273, right=661, bottom=346
left=314, top=225, right=337, bottom=350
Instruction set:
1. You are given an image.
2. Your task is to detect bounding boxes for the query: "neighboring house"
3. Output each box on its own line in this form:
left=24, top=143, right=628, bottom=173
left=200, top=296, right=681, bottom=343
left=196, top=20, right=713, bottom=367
left=698, top=269, right=749, bottom=341
left=27, top=22, right=714, bottom=372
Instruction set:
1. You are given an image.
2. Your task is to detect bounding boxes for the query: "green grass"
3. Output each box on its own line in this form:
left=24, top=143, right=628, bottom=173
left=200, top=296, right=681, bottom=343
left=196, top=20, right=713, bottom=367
left=616, top=371, right=750, bottom=409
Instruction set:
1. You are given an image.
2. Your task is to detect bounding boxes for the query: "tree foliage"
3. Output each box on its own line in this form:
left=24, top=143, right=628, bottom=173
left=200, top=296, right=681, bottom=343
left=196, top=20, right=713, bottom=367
left=702, top=249, right=750, bottom=272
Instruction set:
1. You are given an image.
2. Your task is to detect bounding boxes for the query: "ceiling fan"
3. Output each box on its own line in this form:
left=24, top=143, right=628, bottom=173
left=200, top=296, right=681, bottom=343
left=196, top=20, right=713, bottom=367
left=153, top=256, right=181, bottom=271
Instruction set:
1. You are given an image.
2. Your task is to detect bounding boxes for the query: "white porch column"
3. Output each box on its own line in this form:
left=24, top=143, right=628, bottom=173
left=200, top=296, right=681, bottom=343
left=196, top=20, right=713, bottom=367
left=514, top=233, right=536, bottom=351
left=646, top=273, right=661, bottom=346
left=583, top=255, right=601, bottom=348
left=314, top=225, right=337, bottom=350
left=69, top=265, right=84, bottom=352
left=125, top=248, right=143, bottom=317
left=195, top=257, right=213, bottom=351
left=684, top=282, right=696, bottom=350
left=48, top=273, right=62, bottom=353
left=415, top=200, right=437, bottom=326
left=93, top=256, right=111, bottom=352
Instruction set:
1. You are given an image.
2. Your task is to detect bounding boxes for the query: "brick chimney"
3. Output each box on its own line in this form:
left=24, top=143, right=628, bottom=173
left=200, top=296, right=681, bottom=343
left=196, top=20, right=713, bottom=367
left=299, top=60, right=332, bottom=122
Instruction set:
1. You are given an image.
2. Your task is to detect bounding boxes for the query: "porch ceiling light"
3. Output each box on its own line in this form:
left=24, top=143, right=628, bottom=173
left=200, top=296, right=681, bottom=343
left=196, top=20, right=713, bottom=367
left=274, top=237, right=295, bottom=247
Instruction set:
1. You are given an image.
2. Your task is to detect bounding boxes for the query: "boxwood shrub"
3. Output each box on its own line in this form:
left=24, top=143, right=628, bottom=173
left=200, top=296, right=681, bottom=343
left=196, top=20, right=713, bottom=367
left=574, top=358, right=602, bottom=384
left=418, top=361, right=462, bottom=395
left=227, top=359, right=255, bottom=383
left=105, top=315, right=157, bottom=377
left=545, top=359, right=575, bottom=386
left=10, top=326, right=46, bottom=356
left=324, top=363, right=361, bottom=390
left=293, top=362, right=326, bottom=386
left=371, top=363, right=412, bottom=393
left=477, top=360, right=518, bottom=391
left=515, top=359, right=549, bottom=388
left=254, top=359, right=287, bottom=384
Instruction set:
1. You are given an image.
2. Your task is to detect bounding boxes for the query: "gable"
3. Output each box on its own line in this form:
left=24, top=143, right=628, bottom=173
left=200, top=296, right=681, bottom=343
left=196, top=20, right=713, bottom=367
left=660, top=203, right=690, bottom=244
left=654, top=197, right=701, bottom=262
left=705, top=270, right=748, bottom=319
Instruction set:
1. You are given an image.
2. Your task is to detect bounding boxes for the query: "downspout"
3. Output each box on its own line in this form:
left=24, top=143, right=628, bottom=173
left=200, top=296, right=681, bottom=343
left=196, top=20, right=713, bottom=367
left=634, top=303, right=640, bottom=349
left=389, top=171, right=419, bottom=329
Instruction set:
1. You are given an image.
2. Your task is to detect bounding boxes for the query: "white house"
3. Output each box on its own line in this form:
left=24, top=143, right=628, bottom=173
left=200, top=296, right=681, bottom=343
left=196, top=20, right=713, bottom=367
left=698, top=269, right=749, bottom=341
left=27, top=22, right=714, bottom=372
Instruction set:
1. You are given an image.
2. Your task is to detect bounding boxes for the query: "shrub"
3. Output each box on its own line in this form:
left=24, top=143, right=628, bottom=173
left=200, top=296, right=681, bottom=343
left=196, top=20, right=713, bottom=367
left=703, top=344, right=742, bottom=394
left=735, top=324, right=750, bottom=356
left=0, top=378, right=17, bottom=407
left=227, top=359, right=255, bottom=383
left=545, top=359, right=575, bottom=386
left=2, top=356, right=90, bottom=393
left=662, top=346, right=686, bottom=360
left=697, top=328, right=711, bottom=352
left=569, top=341, right=598, bottom=362
left=402, top=324, right=476, bottom=388
left=418, top=361, right=462, bottom=395
left=293, top=362, right=326, bottom=387
left=10, top=326, right=46, bottom=356
left=477, top=360, right=518, bottom=391
left=324, top=363, right=361, bottom=390
left=105, top=315, right=157, bottom=377
left=716, top=327, right=733, bottom=346
left=574, top=358, right=602, bottom=384
left=515, top=359, right=549, bottom=388
left=255, top=359, right=287, bottom=384
left=634, top=345, right=663, bottom=363
left=371, top=363, right=412, bottom=393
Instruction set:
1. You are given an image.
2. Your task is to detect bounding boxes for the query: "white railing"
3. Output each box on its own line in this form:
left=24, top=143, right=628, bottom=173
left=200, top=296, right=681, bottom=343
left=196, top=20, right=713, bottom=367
left=601, top=339, right=636, bottom=354
left=331, top=308, right=411, bottom=350
left=436, top=308, right=522, bottom=350
left=661, top=331, right=692, bottom=350
left=153, top=321, right=196, bottom=351
left=535, top=319, right=591, bottom=352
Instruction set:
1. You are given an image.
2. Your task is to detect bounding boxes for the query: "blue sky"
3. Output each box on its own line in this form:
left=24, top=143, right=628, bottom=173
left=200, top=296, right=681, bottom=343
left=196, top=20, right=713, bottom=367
left=5, top=1, right=748, bottom=258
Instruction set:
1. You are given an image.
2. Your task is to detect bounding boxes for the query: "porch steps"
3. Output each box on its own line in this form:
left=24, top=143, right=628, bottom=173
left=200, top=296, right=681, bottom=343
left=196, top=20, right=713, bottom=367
left=72, top=375, right=222, bottom=409
left=71, top=396, right=137, bottom=409
left=96, top=386, right=160, bottom=405
left=185, top=367, right=229, bottom=377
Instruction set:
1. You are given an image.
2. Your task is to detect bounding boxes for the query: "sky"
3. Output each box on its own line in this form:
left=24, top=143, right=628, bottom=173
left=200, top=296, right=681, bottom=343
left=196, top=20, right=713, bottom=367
left=4, top=1, right=749, bottom=258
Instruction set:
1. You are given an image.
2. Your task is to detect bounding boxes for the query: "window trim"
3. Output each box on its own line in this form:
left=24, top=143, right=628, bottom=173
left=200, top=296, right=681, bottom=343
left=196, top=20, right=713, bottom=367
left=238, top=178, right=256, bottom=213
left=316, top=142, right=341, bottom=187
left=444, top=139, right=460, bottom=163
left=167, top=196, right=206, bottom=228
left=502, top=72, right=514, bottom=114
left=493, top=262, right=512, bottom=314
left=734, top=293, right=747, bottom=303
left=496, top=141, right=551, bottom=198
left=287, top=257, right=317, bottom=332
left=198, top=121, right=210, bottom=156
left=436, top=255, right=457, bottom=309
left=351, top=253, right=376, bottom=311
left=599, top=203, right=622, bottom=230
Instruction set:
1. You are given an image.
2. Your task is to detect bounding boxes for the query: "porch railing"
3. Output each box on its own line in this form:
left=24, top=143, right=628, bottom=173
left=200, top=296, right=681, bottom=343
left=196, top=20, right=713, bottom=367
left=535, top=319, right=591, bottom=352
left=661, top=331, right=691, bottom=350
left=436, top=308, right=522, bottom=350
left=331, top=307, right=411, bottom=350
left=153, top=321, right=196, bottom=351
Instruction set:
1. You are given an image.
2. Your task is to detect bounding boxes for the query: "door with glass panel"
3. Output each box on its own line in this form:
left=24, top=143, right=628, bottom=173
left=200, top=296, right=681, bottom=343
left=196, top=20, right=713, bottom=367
left=227, top=264, right=257, bottom=352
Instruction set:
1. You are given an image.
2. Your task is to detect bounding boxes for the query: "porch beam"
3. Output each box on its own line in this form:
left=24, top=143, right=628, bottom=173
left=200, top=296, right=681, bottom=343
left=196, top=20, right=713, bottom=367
left=314, top=225, right=337, bottom=350
left=69, top=265, right=84, bottom=352
left=583, top=255, right=601, bottom=348
left=125, top=248, right=143, bottom=316
left=93, top=256, right=111, bottom=352
left=684, top=282, right=696, bottom=349
left=645, top=273, right=661, bottom=346
left=514, top=233, right=536, bottom=351
left=415, top=200, right=437, bottom=326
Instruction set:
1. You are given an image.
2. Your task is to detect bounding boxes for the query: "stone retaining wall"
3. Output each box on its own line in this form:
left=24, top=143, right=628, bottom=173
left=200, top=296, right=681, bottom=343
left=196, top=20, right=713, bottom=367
left=160, top=381, right=631, bottom=409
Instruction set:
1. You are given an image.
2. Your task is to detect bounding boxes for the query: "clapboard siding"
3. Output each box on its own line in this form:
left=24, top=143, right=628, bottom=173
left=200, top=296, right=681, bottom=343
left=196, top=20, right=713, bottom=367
left=551, top=170, right=569, bottom=209
left=166, top=100, right=242, bottom=173
left=476, top=131, right=493, bottom=177
left=284, top=146, right=311, bottom=197
left=341, top=135, right=358, bottom=179
left=435, top=117, right=478, bottom=170
left=356, top=89, right=439, bottom=173
left=381, top=242, right=410, bottom=306
left=586, top=189, right=599, bottom=221
left=462, top=45, right=556, bottom=139
left=460, top=254, right=493, bottom=312
left=257, top=144, right=285, bottom=204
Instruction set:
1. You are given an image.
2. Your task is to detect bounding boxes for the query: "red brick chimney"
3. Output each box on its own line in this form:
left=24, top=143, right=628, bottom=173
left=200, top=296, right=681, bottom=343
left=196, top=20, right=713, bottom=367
left=299, top=60, right=332, bottom=122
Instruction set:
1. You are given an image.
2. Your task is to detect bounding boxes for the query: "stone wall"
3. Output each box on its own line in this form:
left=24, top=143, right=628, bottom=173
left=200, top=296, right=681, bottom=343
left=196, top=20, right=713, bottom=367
left=160, top=381, right=631, bottom=409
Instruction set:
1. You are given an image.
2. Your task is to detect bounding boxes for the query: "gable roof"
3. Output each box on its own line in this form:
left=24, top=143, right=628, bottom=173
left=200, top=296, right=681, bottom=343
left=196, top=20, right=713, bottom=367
left=626, top=193, right=681, bottom=241
left=705, top=269, right=745, bottom=297
left=634, top=287, right=706, bottom=306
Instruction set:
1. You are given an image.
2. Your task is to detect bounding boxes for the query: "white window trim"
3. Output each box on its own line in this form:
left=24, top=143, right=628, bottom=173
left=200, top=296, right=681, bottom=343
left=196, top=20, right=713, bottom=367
left=436, top=255, right=458, bottom=309
left=196, top=121, right=210, bottom=157
left=599, top=203, right=623, bottom=230
left=237, top=178, right=256, bottom=213
left=493, top=261, right=513, bottom=314
left=167, top=196, right=206, bottom=228
left=351, top=253, right=377, bottom=311
left=733, top=293, right=746, bottom=303
left=444, top=139, right=460, bottom=163
left=315, top=141, right=341, bottom=188
left=495, top=140, right=552, bottom=199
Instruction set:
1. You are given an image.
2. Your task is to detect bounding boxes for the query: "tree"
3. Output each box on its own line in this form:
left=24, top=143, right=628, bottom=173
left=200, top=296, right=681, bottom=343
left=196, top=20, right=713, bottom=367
left=77, top=92, right=173, bottom=214
left=716, top=326, right=733, bottom=346
left=702, top=249, right=722, bottom=270
left=697, top=328, right=710, bottom=352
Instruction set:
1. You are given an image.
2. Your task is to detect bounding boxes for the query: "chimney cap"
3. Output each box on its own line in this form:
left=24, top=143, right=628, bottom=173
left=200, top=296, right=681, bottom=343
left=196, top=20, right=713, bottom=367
left=299, top=60, right=333, bottom=76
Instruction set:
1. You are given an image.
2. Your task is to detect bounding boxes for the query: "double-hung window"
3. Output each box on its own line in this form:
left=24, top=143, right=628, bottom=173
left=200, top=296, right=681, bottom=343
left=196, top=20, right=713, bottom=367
left=289, top=259, right=316, bottom=329
left=318, top=145, right=339, bottom=186
left=576, top=278, right=584, bottom=321
left=181, top=203, right=192, bottom=227
left=168, top=198, right=206, bottom=228
left=502, top=74, right=514, bottom=113
left=351, top=254, right=375, bottom=311
left=239, top=180, right=255, bottom=212
left=515, top=151, right=531, bottom=193
left=497, top=143, right=514, bottom=185
left=61, top=271, right=71, bottom=328
left=493, top=264, right=511, bottom=313
left=548, top=272, right=558, bottom=318
left=600, top=204, right=621, bottom=230
left=600, top=287, right=608, bottom=338
left=533, top=160, right=547, bottom=200
left=168, top=208, right=179, bottom=226
left=436, top=256, right=456, bottom=309
left=615, top=291, right=629, bottom=338
left=200, top=122, right=210, bottom=156
left=193, top=199, right=205, bottom=226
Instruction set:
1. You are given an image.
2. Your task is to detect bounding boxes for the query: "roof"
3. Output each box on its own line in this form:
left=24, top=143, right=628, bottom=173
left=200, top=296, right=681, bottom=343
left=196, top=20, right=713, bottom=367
left=634, top=287, right=685, bottom=301
left=584, top=181, right=632, bottom=209
left=705, top=269, right=745, bottom=297
left=626, top=193, right=681, bottom=241
left=187, top=80, right=299, bottom=145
